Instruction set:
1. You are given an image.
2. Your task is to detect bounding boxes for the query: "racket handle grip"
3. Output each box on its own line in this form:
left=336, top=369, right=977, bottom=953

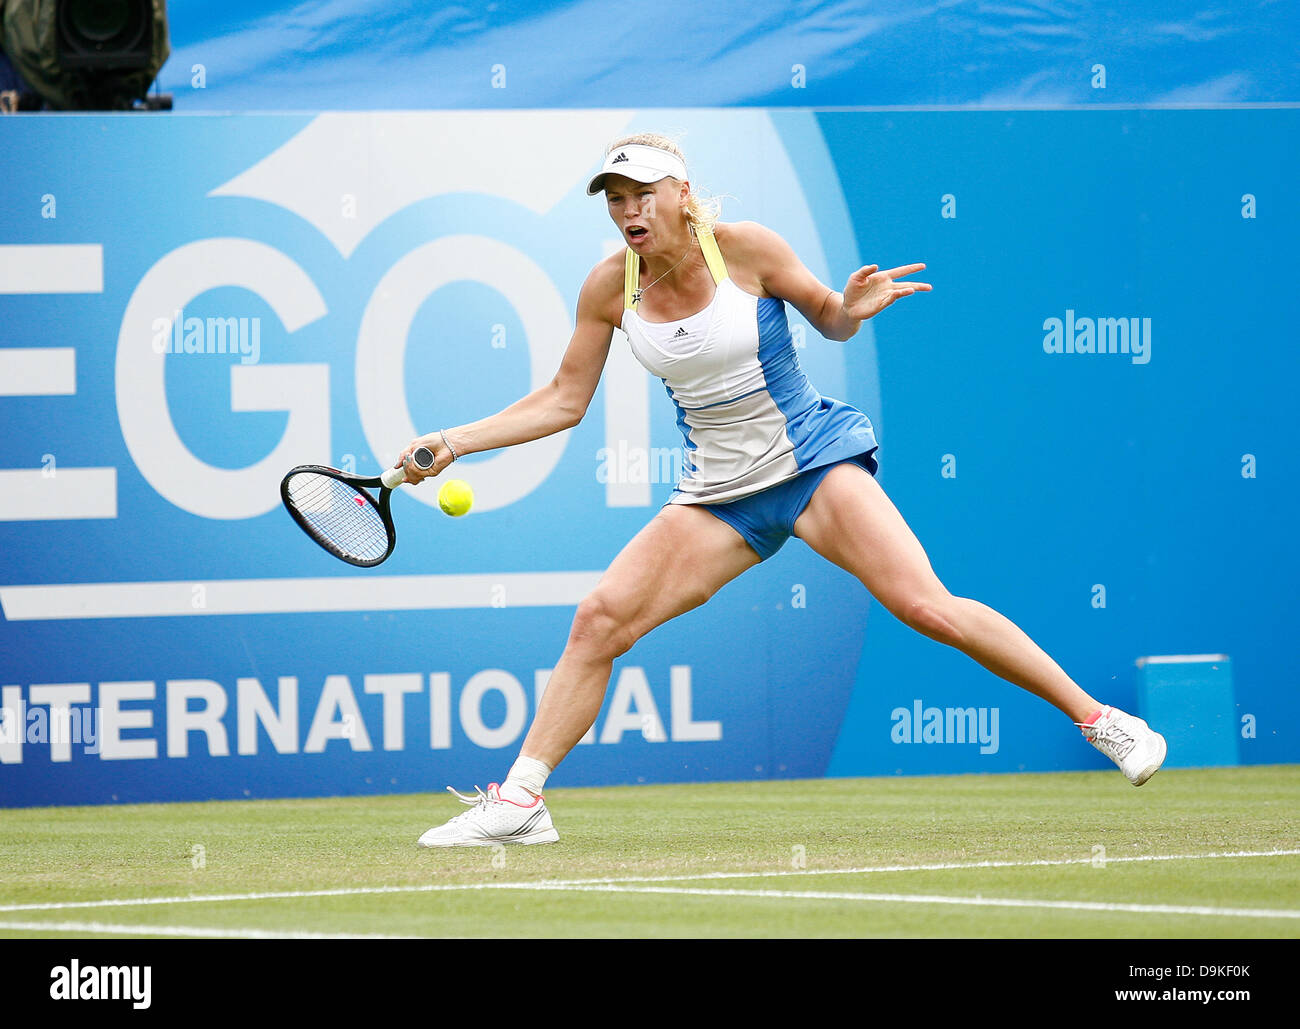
left=380, top=446, right=435, bottom=490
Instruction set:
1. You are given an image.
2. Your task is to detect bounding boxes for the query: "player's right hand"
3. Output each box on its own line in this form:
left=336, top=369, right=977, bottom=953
left=396, top=433, right=455, bottom=484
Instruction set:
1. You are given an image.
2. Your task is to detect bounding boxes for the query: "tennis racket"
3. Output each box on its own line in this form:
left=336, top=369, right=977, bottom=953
left=280, top=447, right=435, bottom=567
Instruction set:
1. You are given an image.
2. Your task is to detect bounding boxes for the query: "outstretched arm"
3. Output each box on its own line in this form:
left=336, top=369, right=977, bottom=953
left=396, top=266, right=618, bottom=481
left=730, top=221, right=931, bottom=342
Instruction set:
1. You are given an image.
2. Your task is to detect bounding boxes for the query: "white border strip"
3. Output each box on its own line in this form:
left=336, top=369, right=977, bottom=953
left=33, top=104, right=1300, bottom=119
left=0, top=570, right=602, bottom=620
left=0, top=468, right=118, bottom=522
left=3, top=848, right=1296, bottom=915
left=0, top=348, right=76, bottom=396
left=785, top=102, right=1300, bottom=112
left=0, top=244, right=103, bottom=294
left=1136, top=654, right=1230, bottom=666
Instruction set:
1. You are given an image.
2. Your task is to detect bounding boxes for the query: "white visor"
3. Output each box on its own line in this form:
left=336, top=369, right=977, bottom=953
left=587, top=144, right=688, bottom=195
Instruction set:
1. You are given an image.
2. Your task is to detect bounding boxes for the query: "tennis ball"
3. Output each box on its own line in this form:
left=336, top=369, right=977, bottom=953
left=438, top=479, right=474, bottom=517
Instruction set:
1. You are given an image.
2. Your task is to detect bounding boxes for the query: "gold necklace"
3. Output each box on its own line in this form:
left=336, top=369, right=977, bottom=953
left=632, top=243, right=693, bottom=305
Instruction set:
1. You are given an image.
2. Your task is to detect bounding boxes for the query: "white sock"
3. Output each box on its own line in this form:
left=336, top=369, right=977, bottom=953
left=501, top=755, right=552, bottom=803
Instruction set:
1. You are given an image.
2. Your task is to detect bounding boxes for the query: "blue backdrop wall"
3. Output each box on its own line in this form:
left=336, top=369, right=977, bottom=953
left=1, top=4, right=1296, bottom=806
left=155, top=0, right=1299, bottom=109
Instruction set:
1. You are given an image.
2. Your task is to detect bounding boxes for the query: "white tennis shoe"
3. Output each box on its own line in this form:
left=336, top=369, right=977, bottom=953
left=1079, top=705, right=1168, bottom=786
left=417, top=783, right=559, bottom=848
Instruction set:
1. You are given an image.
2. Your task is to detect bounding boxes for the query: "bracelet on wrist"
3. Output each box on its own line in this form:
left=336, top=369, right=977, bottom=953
left=440, top=429, right=459, bottom=463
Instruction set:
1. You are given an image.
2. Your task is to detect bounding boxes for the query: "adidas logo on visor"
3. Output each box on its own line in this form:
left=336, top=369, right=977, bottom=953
left=612, top=151, right=629, bottom=163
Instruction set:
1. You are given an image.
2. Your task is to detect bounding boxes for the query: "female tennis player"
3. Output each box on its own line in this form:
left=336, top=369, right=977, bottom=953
left=401, top=134, right=1166, bottom=847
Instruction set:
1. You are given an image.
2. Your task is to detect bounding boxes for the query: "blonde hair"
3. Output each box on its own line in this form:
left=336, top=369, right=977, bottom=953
left=605, top=132, right=722, bottom=232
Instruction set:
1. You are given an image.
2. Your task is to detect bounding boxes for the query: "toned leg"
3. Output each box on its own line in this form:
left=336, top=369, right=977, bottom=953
left=519, top=502, right=762, bottom=768
left=793, top=463, right=1099, bottom=722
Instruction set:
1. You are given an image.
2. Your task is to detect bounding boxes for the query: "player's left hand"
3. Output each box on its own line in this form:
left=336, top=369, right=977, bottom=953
left=842, top=263, right=932, bottom=320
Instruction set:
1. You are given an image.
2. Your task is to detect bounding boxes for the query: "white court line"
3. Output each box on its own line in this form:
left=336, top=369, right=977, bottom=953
left=508, top=884, right=1300, bottom=920
left=0, top=570, right=602, bottom=619
left=2, top=848, right=1297, bottom=916
left=0, top=920, right=415, bottom=939
left=486, top=847, right=1300, bottom=888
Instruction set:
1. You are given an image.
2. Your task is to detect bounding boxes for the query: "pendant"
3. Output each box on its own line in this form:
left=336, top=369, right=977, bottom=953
left=631, top=288, right=643, bottom=304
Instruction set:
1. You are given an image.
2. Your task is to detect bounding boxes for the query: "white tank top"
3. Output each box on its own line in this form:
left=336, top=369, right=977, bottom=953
left=620, top=225, right=879, bottom=504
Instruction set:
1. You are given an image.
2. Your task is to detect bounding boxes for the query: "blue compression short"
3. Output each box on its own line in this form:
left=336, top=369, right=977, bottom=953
left=690, top=449, right=879, bottom=561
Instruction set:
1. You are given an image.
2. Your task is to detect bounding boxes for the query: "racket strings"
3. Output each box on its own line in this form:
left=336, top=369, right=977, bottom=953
left=285, top=472, right=390, bottom=562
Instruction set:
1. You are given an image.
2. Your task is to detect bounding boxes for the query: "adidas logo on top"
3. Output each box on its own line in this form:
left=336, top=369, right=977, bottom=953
left=673, top=327, right=688, bottom=338
left=612, top=151, right=629, bottom=163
